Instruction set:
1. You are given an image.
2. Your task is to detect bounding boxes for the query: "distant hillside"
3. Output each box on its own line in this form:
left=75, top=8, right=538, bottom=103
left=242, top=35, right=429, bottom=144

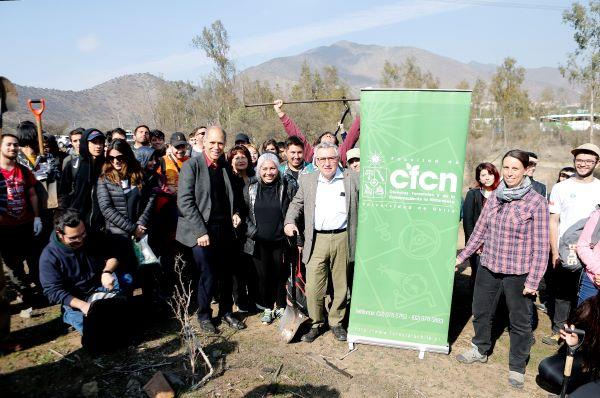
left=2, top=41, right=578, bottom=133
left=3, top=73, right=165, bottom=133
left=242, top=41, right=577, bottom=101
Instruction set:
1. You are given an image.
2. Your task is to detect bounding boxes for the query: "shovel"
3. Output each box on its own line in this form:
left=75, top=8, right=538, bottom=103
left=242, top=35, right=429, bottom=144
left=27, top=98, right=46, bottom=154
left=0, top=76, right=18, bottom=135
left=278, top=232, right=309, bottom=342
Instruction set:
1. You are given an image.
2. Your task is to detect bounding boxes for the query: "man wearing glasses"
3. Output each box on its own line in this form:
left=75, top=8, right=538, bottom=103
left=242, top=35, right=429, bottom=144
left=284, top=142, right=359, bottom=343
left=188, top=126, right=206, bottom=158
left=543, top=143, right=600, bottom=345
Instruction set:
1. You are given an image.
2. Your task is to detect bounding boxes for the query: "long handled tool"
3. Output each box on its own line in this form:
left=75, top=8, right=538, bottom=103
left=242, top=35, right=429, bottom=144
left=279, top=232, right=309, bottom=342
left=27, top=98, right=46, bottom=154
left=244, top=98, right=359, bottom=108
left=560, top=327, right=585, bottom=398
left=0, top=77, right=18, bottom=135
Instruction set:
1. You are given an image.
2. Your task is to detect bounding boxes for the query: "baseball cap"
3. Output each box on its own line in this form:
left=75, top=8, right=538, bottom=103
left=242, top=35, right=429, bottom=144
left=346, top=148, right=360, bottom=162
left=235, top=133, right=250, bottom=144
left=170, top=132, right=187, bottom=147
left=571, top=143, right=600, bottom=158
left=87, top=129, right=105, bottom=141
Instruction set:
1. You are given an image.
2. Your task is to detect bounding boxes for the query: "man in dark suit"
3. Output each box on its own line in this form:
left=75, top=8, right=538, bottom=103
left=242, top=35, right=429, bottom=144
left=526, top=152, right=547, bottom=198
left=176, top=126, right=245, bottom=333
left=284, top=142, right=359, bottom=343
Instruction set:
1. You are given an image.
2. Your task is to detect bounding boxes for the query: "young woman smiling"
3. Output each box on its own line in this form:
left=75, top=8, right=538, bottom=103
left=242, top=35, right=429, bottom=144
left=455, top=150, right=550, bottom=390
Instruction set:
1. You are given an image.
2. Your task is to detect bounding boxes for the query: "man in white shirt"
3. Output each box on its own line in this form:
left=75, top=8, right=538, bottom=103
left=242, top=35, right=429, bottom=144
left=543, top=143, right=600, bottom=345
left=284, top=142, right=359, bottom=343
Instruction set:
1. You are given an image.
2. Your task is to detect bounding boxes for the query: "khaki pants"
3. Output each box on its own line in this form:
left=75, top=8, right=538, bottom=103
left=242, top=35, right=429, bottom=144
left=306, top=231, right=348, bottom=328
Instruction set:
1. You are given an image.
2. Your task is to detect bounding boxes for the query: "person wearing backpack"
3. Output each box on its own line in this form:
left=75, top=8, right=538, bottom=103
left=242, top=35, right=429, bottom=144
left=576, top=207, right=600, bottom=305
left=543, top=143, right=600, bottom=346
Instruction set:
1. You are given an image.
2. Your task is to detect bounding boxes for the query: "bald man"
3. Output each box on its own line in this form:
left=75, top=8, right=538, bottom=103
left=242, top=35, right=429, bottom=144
left=176, top=127, right=245, bottom=333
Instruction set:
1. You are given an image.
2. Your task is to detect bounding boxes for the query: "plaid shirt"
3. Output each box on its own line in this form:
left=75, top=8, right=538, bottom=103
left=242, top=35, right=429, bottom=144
left=457, top=189, right=549, bottom=290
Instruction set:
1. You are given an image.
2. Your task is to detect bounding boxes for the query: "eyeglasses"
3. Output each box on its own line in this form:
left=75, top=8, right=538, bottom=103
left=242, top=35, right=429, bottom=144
left=316, top=156, right=339, bottom=163
left=575, top=159, right=598, bottom=166
left=108, top=155, right=125, bottom=163
left=559, top=173, right=574, bottom=179
left=348, top=158, right=359, bottom=165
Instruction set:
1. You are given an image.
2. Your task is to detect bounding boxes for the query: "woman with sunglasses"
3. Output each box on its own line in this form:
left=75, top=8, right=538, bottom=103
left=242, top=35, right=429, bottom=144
left=97, top=139, right=156, bottom=285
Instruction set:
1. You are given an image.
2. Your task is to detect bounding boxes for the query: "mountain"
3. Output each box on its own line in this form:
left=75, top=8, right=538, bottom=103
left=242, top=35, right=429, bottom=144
left=3, top=73, right=165, bottom=133
left=2, top=41, right=577, bottom=133
left=242, top=41, right=577, bottom=100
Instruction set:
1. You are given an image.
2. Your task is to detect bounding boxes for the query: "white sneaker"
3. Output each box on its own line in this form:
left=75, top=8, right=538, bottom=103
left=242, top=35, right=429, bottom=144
left=260, top=309, right=273, bottom=324
left=456, top=345, right=488, bottom=364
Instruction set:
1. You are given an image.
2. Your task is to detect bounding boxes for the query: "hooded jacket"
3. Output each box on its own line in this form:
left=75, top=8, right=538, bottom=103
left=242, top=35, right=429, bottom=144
left=66, top=129, right=105, bottom=230
left=39, top=231, right=106, bottom=306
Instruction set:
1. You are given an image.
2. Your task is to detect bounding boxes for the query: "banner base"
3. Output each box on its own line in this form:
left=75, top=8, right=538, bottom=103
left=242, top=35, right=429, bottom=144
left=347, top=334, right=449, bottom=355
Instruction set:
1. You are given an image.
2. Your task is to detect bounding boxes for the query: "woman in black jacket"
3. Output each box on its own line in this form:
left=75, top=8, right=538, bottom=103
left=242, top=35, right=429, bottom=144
left=462, top=162, right=499, bottom=288
left=243, top=153, right=298, bottom=324
left=97, top=139, right=156, bottom=278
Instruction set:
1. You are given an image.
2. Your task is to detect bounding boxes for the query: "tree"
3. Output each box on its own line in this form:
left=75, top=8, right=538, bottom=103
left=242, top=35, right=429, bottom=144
left=192, top=20, right=238, bottom=130
left=560, top=0, right=600, bottom=143
left=489, top=57, right=531, bottom=147
left=456, top=80, right=470, bottom=90
left=379, top=57, right=440, bottom=89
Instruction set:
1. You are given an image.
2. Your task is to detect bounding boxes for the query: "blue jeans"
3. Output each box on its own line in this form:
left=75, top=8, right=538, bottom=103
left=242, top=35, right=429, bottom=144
left=578, top=273, right=599, bottom=306
left=62, top=274, right=123, bottom=334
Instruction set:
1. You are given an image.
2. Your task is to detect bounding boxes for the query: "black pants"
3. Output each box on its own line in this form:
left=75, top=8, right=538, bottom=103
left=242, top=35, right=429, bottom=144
left=191, top=222, right=235, bottom=321
left=548, top=266, right=581, bottom=333
left=0, top=222, right=41, bottom=299
left=472, top=265, right=533, bottom=373
left=538, top=350, right=589, bottom=394
left=252, top=240, right=286, bottom=310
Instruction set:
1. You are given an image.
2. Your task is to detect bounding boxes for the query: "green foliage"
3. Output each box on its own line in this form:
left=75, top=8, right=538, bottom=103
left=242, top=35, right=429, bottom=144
left=379, top=57, right=440, bottom=89
left=560, top=1, right=600, bottom=140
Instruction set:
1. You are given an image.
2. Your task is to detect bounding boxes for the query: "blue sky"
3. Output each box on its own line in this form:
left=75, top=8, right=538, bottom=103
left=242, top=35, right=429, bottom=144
left=0, top=0, right=577, bottom=90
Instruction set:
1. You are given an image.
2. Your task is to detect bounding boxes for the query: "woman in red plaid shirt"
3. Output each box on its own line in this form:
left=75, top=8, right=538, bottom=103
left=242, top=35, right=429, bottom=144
left=455, top=149, right=550, bottom=390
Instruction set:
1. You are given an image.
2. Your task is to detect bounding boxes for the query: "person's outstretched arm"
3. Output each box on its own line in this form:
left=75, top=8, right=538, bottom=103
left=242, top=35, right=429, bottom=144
left=274, top=99, right=314, bottom=162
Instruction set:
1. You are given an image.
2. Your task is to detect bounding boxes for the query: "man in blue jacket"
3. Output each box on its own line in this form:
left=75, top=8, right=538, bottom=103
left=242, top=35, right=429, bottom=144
left=39, top=208, right=122, bottom=334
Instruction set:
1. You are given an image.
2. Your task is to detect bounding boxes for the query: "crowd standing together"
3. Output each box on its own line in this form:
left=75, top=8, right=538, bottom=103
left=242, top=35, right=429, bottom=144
left=0, top=99, right=599, bottom=395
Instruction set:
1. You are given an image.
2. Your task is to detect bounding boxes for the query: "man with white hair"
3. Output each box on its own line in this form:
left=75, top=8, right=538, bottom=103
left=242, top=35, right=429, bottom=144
left=284, top=142, right=359, bottom=342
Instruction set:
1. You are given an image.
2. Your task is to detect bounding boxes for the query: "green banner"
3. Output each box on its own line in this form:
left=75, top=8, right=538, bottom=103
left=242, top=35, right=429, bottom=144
left=348, top=89, right=471, bottom=353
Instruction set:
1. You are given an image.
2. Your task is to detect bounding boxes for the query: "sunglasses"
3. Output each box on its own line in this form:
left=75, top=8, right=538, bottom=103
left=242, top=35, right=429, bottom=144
left=108, top=155, right=125, bottom=163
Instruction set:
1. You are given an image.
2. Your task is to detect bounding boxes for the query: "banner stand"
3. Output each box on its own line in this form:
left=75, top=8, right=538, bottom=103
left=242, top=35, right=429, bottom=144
left=347, top=88, right=471, bottom=355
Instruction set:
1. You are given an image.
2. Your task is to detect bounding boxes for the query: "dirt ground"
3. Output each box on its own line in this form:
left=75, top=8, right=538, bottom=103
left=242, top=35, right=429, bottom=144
left=0, top=139, right=579, bottom=397
left=0, top=261, right=560, bottom=398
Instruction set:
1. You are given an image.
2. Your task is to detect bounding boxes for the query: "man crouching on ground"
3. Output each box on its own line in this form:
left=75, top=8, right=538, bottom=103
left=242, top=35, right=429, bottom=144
left=39, top=208, right=123, bottom=334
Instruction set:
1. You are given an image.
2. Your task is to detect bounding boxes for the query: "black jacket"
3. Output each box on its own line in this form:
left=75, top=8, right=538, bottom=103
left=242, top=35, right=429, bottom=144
left=242, top=174, right=298, bottom=255
left=462, top=188, right=485, bottom=243
left=96, top=177, right=156, bottom=237
left=67, top=129, right=105, bottom=231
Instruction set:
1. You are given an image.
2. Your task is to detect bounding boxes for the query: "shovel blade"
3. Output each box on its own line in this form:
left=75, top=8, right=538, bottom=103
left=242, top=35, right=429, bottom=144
left=278, top=305, right=308, bottom=343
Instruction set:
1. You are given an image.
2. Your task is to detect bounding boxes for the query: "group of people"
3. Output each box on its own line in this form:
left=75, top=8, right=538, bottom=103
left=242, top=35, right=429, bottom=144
left=458, top=145, right=600, bottom=395
left=1, top=97, right=599, bottom=395
left=0, top=99, right=361, bottom=350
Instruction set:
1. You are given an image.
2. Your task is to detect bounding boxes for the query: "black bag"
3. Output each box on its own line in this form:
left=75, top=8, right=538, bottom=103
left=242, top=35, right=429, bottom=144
left=82, top=296, right=132, bottom=354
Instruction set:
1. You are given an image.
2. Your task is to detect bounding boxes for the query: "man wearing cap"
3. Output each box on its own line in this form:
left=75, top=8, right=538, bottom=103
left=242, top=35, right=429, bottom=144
left=543, top=143, right=600, bottom=345
left=346, top=148, right=360, bottom=172
left=234, top=133, right=251, bottom=146
left=284, top=142, right=359, bottom=343
left=177, top=126, right=245, bottom=334
left=526, top=152, right=546, bottom=197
